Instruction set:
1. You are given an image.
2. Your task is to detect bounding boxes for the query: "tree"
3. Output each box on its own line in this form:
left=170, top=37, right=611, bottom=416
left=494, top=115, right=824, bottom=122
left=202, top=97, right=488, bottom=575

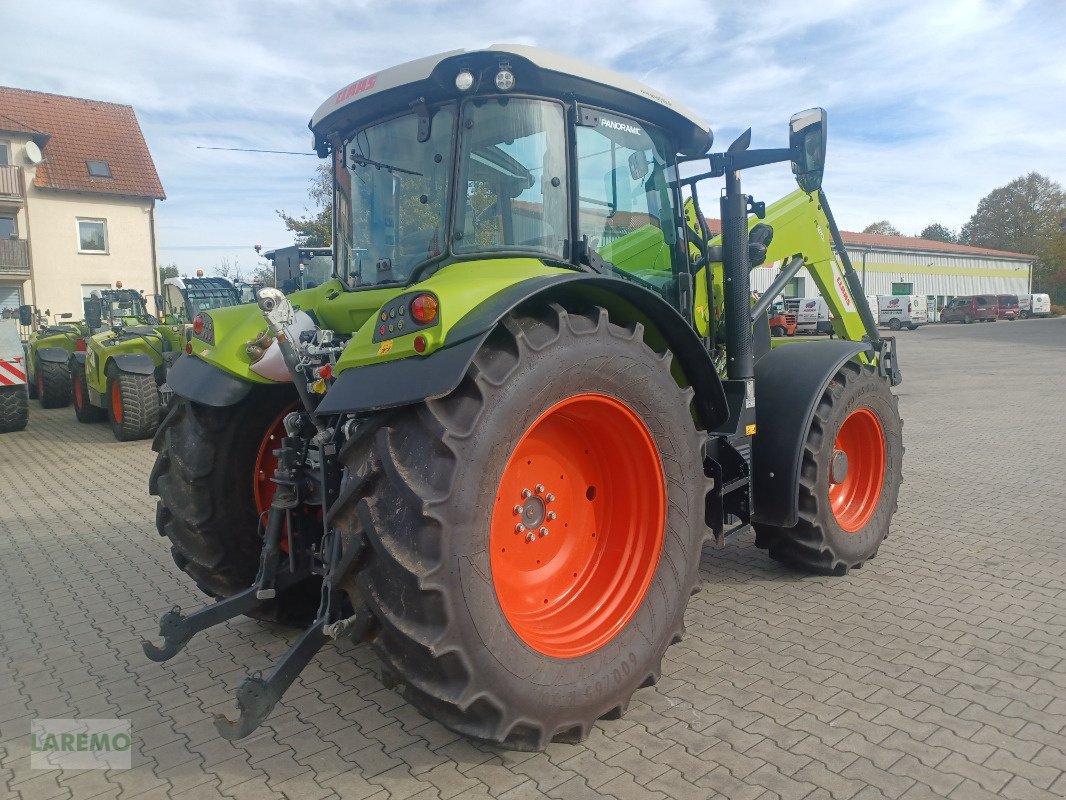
left=213, top=257, right=245, bottom=282
left=862, top=220, right=901, bottom=236
left=959, top=172, right=1066, bottom=302
left=918, top=222, right=957, bottom=243
left=159, top=263, right=179, bottom=285
left=278, top=163, right=332, bottom=247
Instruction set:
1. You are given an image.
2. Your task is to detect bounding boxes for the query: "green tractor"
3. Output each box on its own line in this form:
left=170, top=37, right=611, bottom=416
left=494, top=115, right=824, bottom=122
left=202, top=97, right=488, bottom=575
left=22, top=307, right=88, bottom=408
left=72, top=278, right=244, bottom=440
left=143, top=46, right=902, bottom=749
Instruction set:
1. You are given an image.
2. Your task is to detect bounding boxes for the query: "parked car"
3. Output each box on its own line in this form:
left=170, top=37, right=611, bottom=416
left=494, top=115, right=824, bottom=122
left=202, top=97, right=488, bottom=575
left=1019, top=293, right=1051, bottom=318
left=785, top=297, right=832, bottom=334
left=940, top=295, right=998, bottom=324
left=995, top=294, right=1019, bottom=321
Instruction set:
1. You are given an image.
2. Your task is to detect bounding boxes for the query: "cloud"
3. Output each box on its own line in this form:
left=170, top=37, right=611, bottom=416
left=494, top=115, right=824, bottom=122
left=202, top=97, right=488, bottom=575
left=3, top=0, right=1063, bottom=271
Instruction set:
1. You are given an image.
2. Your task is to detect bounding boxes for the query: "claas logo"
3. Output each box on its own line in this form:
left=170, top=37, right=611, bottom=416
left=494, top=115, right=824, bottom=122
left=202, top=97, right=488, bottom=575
left=888, top=298, right=901, bottom=307
left=805, top=301, right=817, bottom=310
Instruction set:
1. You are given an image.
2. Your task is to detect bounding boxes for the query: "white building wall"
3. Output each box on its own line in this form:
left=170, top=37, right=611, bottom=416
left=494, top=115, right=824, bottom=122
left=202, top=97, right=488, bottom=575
left=752, top=247, right=1031, bottom=301
left=24, top=174, right=159, bottom=318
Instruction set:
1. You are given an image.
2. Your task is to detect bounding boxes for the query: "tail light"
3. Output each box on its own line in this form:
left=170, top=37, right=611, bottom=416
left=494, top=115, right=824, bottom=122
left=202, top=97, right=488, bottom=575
left=410, top=294, right=439, bottom=324
left=75, top=338, right=87, bottom=352
left=192, top=312, right=215, bottom=345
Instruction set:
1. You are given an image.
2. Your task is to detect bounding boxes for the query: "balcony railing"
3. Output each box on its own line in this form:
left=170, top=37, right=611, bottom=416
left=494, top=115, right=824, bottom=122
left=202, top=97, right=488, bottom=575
left=0, top=238, right=30, bottom=275
left=0, top=165, right=24, bottom=199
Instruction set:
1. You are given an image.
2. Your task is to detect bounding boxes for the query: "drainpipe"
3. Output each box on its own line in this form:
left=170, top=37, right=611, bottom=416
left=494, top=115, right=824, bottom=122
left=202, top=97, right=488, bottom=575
left=21, top=161, right=39, bottom=325
left=148, top=200, right=160, bottom=313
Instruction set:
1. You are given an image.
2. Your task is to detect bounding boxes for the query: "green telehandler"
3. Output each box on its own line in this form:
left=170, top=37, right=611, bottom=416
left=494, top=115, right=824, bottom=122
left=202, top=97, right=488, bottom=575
left=143, top=46, right=902, bottom=750
left=22, top=308, right=88, bottom=408
left=71, top=278, right=244, bottom=440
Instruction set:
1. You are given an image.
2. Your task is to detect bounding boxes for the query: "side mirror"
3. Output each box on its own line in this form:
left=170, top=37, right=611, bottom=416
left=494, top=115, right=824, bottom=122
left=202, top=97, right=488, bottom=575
left=18, top=305, right=33, bottom=326
left=84, top=298, right=103, bottom=330
left=789, top=108, right=827, bottom=193
left=153, top=295, right=165, bottom=315
left=60, top=312, right=74, bottom=319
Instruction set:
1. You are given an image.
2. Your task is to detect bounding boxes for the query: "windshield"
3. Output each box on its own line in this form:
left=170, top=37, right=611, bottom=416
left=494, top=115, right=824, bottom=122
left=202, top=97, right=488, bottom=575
left=107, top=294, right=148, bottom=319
left=336, top=105, right=456, bottom=287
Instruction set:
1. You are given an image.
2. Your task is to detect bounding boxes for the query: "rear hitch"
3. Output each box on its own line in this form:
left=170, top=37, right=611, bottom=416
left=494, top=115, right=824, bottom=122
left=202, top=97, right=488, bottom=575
left=141, top=568, right=309, bottom=662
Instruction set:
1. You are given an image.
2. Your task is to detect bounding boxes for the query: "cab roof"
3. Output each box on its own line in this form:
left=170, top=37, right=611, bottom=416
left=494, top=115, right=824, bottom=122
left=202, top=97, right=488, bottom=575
left=310, top=44, right=712, bottom=156
left=163, top=276, right=235, bottom=292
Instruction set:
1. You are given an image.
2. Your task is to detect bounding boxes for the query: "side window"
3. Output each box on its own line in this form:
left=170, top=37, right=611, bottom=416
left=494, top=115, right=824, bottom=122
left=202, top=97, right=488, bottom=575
left=575, top=111, right=679, bottom=300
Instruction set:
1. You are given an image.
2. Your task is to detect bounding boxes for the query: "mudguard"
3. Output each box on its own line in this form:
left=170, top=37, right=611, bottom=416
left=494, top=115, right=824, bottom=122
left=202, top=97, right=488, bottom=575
left=319, top=273, right=729, bottom=429
left=70, top=352, right=87, bottom=366
left=38, top=347, right=71, bottom=364
left=167, top=355, right=253, bottom=407
left=751, top=340, right=871, bottom=529
left=108, top=353, right=158, bottom=376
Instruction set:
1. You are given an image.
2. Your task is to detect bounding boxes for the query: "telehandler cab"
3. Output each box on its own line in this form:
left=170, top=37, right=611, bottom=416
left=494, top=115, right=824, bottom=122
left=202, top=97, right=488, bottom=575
left=144, top=45, right=902, bottom=750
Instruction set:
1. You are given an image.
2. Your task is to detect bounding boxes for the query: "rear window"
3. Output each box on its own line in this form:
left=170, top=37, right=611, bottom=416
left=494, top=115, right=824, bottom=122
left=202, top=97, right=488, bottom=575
left=998, top=296, right=1018, bottom=306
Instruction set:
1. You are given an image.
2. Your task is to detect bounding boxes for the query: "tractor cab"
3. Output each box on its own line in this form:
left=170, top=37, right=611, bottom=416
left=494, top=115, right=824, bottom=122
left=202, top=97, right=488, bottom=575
left=161, top=276, right=241, bottom=324
left=311, top=45, right=711, bottom=309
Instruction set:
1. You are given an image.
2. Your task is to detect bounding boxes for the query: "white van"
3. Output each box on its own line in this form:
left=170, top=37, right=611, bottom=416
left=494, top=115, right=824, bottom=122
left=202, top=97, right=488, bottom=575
left=785, top=297, right=831, bottom=334
left=877, top=295, right=927, bottom=330
left=1019, top=293, right=1051, bottom=318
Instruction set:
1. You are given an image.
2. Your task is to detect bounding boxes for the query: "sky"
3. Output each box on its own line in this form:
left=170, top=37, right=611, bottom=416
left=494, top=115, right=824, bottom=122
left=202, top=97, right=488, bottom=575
left=4, top=0, right=1065, bottom=275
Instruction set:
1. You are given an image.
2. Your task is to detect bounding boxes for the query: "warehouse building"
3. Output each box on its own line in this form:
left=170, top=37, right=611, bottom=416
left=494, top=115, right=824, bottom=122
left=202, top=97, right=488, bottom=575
left=749, top=229, right=1034, bottom=315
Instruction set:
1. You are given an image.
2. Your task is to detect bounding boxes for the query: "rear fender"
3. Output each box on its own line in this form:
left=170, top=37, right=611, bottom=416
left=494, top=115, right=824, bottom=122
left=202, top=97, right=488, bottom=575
left=37, top=347, right=70, bottom=364
left=108, top=352, right=158, bottom=376
left=751, top=340, right=871, bottom=528
left=318, top=273, right=729, bottom=430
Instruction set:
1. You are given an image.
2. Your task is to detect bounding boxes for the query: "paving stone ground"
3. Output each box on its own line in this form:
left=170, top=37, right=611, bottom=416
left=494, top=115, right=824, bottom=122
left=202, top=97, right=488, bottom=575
left=1, top=317, right=1064, bottom=800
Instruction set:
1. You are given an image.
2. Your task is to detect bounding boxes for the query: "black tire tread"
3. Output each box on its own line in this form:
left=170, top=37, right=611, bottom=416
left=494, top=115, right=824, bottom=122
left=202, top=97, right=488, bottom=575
left=0, top=386, right=29, bottom=432
left=332, top=304, right=707, bottom=750
left=108, top=366, right=160, bottom=441
left=38, top=361, right=71, bottom=408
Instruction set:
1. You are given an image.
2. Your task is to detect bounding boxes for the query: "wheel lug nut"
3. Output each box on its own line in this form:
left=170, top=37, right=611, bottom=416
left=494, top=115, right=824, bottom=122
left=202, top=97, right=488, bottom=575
left=535, top=484, right=545, bottom=494
left=522, top=488, right=532, bottom=498
left=539, top=527, right=549, bottom=537
left=513, top=504, right=522, bottom=515
left=547, top=511, right=557, bottom=521
left=525, top=532, right=536, bottom=543
left=515, top=524, right=525, bottom=533
left=545, top=493, right=555, bottom=503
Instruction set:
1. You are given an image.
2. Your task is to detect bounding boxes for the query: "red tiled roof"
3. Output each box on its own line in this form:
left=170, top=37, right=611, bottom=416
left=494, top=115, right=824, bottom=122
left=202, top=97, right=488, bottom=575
left=0, top=86, right=165, bottom=200
left=703, top=219, right=1033, bottom=260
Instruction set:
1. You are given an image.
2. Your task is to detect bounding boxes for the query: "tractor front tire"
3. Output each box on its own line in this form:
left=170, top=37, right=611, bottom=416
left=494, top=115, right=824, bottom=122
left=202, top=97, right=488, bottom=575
left=754, top=361, right=902, bottom=575
left=150, top=388, right=316, bottom=623
left=37, top=361, right=71, bottom=408
left=107, top=365, right=160, bottom=441
left=72, top=364, right=106, bottom=423
left=0, top=386, right=29, bottom=433
left=331, top=305, right=708, bottom=750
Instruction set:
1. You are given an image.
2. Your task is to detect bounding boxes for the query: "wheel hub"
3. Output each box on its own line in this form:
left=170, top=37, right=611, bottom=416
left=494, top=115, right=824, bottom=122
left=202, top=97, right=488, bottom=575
left=829, top=450, right=849, bottom=484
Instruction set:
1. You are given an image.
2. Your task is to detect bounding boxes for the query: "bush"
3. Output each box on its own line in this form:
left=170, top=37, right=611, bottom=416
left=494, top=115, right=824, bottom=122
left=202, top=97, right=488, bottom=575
left=1050, top=304, right=1065, bottom=317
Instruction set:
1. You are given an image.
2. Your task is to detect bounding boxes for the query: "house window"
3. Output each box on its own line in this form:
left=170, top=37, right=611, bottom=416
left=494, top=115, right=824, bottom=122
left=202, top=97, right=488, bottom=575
left=0, top=214, right=15, bottom=239
left=0, top=142, right=10, bottom=166
left=78, top=218, right=108, bottom=253
left=86, top=160, right=112, bottom=178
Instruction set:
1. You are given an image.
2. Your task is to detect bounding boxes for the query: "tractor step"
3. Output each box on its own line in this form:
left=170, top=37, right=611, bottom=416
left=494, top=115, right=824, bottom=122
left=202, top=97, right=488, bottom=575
left=141, top=568, right=308, bottom=662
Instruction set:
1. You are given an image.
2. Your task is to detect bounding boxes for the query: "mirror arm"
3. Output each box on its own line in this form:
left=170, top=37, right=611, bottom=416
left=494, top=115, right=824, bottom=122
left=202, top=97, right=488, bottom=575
left=723, top=147, right=792, bottom=171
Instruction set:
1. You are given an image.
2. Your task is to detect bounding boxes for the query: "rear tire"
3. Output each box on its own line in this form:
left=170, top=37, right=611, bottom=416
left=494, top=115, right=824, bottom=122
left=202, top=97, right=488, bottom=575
left=149, top=387, right=316, bottom=623
left=753, top=362, right=902, bottom=575
left=37, top=360, right=71, bottom=408
left=770, top=325, right=785, bottom=337
left=72, top=363, right=106, bottom=423
left=907, top=324, right=918, bottom=330
left=330, top=305, right=707, bottom=750
left=107, top=365, right=160, bottom=441
left=888, top=318, right=901, bottom=331
left=0, top=386, right=29, bottom=432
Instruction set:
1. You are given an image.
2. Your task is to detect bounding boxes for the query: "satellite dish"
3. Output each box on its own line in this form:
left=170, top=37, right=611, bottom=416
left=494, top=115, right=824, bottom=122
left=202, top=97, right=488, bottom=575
left=24, top=141, right=43, bottom=164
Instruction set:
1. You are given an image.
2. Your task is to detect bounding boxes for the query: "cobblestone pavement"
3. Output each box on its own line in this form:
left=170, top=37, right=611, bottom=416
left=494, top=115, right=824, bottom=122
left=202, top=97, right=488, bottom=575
left=1, top=318, right=1065, bottom=800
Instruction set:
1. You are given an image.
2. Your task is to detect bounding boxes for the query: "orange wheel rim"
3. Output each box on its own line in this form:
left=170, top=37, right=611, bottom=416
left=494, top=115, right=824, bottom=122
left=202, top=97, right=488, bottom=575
left=36, top=371, right=44, bottom=396
left=111, top=381, right=123, bottom=423
left=254, top=402, right=299, bottom=516
left=829, top=407, right=885, bottom=532
left=74, top=378, right=83, bottom=408
left=490, top=393, right=666, bottom=659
